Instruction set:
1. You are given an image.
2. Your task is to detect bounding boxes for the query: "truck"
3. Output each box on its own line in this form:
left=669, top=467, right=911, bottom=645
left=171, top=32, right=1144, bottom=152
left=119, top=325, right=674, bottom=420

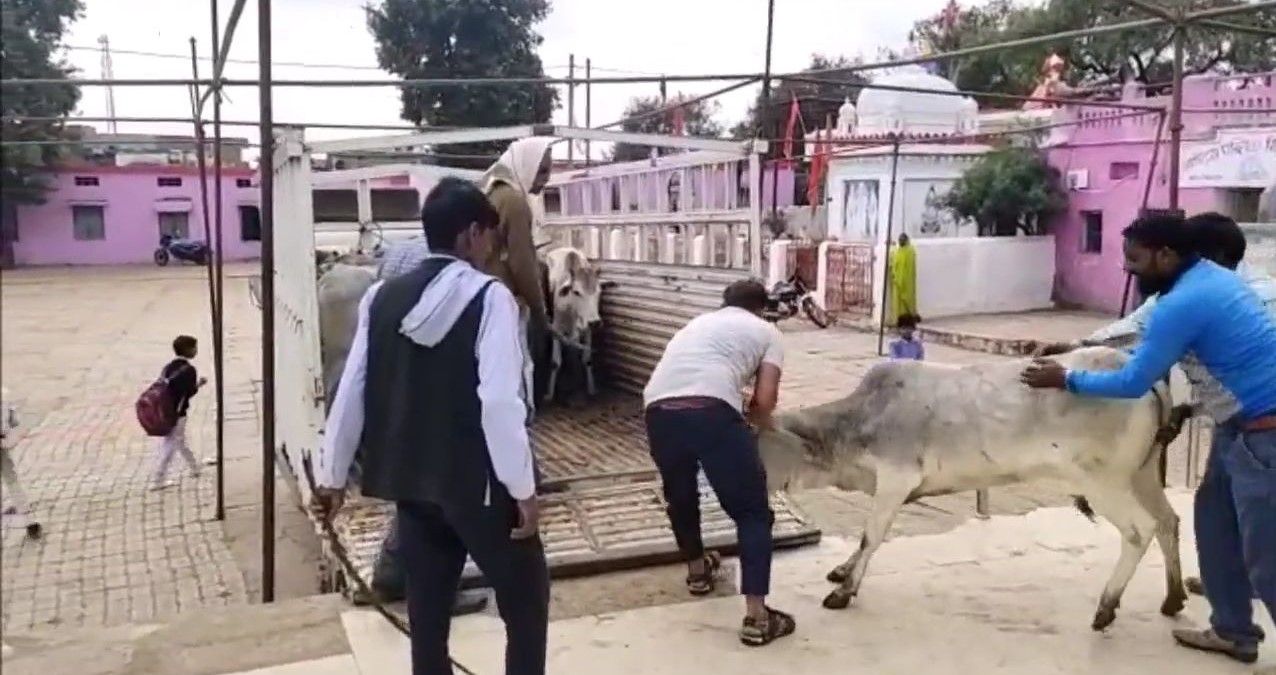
left=265, top=124, right=821, bottom=596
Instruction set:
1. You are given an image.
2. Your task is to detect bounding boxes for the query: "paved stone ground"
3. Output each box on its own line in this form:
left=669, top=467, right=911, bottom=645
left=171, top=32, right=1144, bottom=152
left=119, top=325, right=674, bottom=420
left=1, top=264, right=319, bottom=635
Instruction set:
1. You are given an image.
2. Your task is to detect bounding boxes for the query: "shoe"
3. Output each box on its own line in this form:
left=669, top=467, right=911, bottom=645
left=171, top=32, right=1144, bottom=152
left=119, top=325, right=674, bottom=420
left=1172, top=627, right=1259, bottom=664
left=3, top=506, right=17, bottom=516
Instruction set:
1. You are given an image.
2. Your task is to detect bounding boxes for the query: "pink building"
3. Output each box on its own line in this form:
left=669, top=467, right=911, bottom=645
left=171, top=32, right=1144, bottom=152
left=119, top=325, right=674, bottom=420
left=8, top=164, right=261, bottom=266
left=1047, top=72, right=1276, bottom=312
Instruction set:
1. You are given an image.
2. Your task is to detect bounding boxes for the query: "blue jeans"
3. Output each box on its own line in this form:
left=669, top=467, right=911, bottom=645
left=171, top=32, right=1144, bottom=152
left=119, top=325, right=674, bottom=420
left=1196, top=425, right=1276, bottom=647
left=645, top=400, right=774, bottom=597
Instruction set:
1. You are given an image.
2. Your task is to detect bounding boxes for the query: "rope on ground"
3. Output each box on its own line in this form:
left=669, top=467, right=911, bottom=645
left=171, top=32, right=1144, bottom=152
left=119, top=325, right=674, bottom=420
left=300, top=455, right=481, bottom=675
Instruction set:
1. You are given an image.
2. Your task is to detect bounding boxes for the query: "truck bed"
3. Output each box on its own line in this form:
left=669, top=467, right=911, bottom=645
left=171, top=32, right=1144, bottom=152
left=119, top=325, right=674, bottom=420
left=325, top=393, right=821, bottom=596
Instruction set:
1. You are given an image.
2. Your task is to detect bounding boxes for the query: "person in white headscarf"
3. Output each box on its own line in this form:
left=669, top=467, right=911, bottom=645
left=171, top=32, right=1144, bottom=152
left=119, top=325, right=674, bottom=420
left=480, top=137, right=555, bottom=412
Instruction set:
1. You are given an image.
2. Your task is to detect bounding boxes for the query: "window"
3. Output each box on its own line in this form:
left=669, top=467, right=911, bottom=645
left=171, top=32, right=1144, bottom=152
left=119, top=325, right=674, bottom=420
left=157, top=176, right=183, bottom=187
left=74, top=175, right=100, bottom=187
left=158, top=211, right=190, bottom=239
left=313, top=189, right=359, bottom=222
left=239, top=205, right=262, bottom=241
left=542, top=187, right=562, bottom=215
left=369, top=188, right=420, bottom=220
left=1081, top=211, right=1103, bottom=254
left=610, top=182, right=621, bottom=212
left=72, top=205, right=106, bottom=241
left=1108, top=162, right=1140, bottom=181
left=235, top=178, right=252, bottom=188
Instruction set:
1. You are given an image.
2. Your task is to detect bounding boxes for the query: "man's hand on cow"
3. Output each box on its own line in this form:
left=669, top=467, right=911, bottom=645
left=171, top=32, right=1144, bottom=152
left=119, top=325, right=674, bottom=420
left=1033, top=341, right=1078, bottom=357
left=511, top=496, right=541, bottom=540
left=310, top=487, right=345, bottom=522
left=1021, top=358, right=1068, bottom=390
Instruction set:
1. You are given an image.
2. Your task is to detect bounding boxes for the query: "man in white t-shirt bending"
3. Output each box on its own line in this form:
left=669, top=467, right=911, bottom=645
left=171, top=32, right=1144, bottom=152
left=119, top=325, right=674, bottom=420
left=643, top=279, right=794, bottom=648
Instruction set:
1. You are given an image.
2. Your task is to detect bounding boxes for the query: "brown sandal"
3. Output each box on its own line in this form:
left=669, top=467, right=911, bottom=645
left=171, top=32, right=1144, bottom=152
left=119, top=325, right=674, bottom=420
left=740, top=607, right=797, bottom=647
left=685, top=552, right=722, bottom=596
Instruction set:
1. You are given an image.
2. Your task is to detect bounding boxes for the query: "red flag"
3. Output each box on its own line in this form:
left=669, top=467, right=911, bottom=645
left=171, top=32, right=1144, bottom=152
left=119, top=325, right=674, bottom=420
left=807, top=130, right=827, bottom=209
left=782, top=94, right=800, bottom=164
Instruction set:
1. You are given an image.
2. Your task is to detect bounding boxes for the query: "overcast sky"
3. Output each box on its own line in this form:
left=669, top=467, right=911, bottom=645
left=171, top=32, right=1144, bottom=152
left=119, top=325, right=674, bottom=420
left=61, top=0, right=965, bottom=159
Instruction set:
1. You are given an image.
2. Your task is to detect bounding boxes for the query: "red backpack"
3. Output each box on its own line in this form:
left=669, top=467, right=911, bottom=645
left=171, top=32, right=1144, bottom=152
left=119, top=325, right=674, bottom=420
left=136, top=364, right=188, bottom=437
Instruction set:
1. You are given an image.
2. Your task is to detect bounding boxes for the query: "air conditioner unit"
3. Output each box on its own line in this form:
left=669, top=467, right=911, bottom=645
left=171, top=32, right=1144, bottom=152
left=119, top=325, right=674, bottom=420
left=1065, top=169, right=1090, bottom=191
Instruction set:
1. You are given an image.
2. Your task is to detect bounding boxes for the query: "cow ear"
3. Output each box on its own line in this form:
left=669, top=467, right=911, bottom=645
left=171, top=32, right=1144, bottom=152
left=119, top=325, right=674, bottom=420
left=564, top=252, right=582, bottom=275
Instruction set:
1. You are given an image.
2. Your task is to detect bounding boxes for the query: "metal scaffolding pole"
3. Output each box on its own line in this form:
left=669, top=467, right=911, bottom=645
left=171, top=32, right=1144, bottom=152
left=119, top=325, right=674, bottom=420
left=210, top=0, right=228, bottom=523
left=1168, top=26, right=1186, bottom=212
left=257, top=0, right=277, bottom=605
left=584, top=58, right=592, bottom=167
left=186, top=42, right=225, bottom=525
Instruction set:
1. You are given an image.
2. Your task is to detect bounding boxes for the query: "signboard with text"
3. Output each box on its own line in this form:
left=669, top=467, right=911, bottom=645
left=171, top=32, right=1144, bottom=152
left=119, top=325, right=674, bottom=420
left=1180, top=129, right=1276, bottom=189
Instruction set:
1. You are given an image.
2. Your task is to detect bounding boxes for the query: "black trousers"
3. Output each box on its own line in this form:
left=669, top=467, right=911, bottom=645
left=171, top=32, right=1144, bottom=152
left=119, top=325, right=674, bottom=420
left=645, top=400, right=775, bottom=597
left=397, top=498, right=550, bottom=675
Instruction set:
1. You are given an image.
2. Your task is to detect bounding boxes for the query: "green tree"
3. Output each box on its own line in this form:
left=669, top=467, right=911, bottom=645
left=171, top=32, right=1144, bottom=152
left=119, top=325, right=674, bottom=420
left=366, top=0, right=559, bottom=168
left=610, top=94, right=723, bottom=163
left=909, top=0, right=1276, bottom=107
left=940, top=145, right=1066, bottom=236
left=0, top=0, right=84, bottom=204
left=731, top=54, right=871, bottom=153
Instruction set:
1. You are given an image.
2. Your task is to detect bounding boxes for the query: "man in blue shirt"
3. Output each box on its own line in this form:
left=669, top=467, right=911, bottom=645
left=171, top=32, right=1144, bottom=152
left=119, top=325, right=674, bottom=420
left=1022, top=214, right=1276, bottom=668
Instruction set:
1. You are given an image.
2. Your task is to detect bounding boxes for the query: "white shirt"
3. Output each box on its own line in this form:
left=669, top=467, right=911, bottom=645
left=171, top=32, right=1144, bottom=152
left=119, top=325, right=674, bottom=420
left=643, top=307, right=785, bottom=411
left=315, top=273, right=536, bottom=500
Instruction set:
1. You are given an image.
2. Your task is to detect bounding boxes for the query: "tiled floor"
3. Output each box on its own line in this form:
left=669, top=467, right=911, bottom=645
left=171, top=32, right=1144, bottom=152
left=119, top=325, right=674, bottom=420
left=225, top=492, right=1274, bottom=675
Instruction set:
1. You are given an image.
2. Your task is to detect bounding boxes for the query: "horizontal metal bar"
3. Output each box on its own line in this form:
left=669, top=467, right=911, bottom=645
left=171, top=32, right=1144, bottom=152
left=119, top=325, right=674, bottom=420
left=1, top=72, right=763, bottom=89
left=1196, top=18, right=1276, bottom=39
left=779, top=74, right=1164, bottom=111
left=545, top=210, right=753, bottom=227
left=307, top=125, right=538, bottom=154
left=549, top=126, right=766, bottom=154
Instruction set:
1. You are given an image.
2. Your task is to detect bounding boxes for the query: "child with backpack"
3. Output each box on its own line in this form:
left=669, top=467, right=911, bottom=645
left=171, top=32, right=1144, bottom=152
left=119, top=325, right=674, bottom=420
left=1, top=386, right=42, bottom=538
left=148, top=335, right=207, bottom=490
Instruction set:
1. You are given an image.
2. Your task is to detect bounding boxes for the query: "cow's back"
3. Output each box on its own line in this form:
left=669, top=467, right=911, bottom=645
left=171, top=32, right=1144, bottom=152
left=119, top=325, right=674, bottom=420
left=317, top=264, right=377, bottom=399
left=836, top=347, right=1163, bottom=490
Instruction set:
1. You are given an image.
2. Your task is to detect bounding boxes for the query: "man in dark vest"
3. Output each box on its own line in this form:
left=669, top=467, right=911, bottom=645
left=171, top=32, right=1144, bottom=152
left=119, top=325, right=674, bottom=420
left=312, top=177, right=549, bottom=675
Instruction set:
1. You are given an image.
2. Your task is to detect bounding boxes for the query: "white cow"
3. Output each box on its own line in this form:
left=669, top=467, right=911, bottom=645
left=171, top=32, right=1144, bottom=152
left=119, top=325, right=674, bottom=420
left=317, top=262, right=377, bottom=410
left=755, top=347, right=1188, bottom=631
left=541, top=246, right=612, bottom=403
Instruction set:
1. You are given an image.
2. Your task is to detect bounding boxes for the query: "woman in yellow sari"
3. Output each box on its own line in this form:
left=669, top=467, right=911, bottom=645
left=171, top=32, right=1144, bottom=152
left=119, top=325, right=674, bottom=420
left=888, top=233, right=918, bottom=325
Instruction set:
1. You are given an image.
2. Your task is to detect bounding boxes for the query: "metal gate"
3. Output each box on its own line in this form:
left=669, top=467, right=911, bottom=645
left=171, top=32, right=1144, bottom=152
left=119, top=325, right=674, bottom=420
left=824, top=242, right=875, bottom=316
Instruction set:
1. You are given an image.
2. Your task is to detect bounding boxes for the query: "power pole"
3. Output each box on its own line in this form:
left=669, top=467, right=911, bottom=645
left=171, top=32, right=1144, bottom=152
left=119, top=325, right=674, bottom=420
left=759, top=0, right=777, bottom=211
left=98, top=35, right=118, bottom=134
left=1167, top=24, right=1186, bottom=211
left=567, top=53, right=576, bottom=165
left=585, top=58, right=592, bottom=167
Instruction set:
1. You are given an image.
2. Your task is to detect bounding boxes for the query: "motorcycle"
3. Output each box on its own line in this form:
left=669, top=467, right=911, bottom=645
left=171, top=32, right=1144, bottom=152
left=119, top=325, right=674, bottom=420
left=763, top=273, right=830, bottom=328
left=154, top=234, right=209, bottom=266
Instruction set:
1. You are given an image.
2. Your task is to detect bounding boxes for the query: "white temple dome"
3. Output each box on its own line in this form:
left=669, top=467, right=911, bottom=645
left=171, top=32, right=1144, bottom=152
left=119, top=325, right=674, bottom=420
left=855, top=65, right=979, bottom=138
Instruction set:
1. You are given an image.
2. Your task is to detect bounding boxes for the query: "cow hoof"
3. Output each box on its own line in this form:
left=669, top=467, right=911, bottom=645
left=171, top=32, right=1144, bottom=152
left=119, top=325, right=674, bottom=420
left=1160, top=593, right=1187, bottom=617
left=826, top=567, right=849, bottom=584
left=1091, top=606, right=1117, bottom=631
left=822, top=590, right=853, bottom=610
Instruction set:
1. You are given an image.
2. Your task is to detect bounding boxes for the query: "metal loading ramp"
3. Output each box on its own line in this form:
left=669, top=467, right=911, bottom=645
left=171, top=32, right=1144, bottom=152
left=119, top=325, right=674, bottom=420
left=326, top=393, right=821, bottom=597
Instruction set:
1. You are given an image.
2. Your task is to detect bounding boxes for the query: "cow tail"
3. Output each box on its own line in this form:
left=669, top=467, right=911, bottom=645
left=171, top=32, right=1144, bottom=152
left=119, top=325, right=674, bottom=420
left=1072, top=380, right=1173, bottom=524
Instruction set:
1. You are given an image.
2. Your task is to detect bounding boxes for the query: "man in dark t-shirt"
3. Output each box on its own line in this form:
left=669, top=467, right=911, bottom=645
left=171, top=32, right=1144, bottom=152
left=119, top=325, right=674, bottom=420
left=150, top=335, right=206, bottom=490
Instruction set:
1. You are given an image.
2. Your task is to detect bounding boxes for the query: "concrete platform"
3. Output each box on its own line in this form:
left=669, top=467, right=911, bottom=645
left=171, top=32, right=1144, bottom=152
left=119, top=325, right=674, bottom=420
left=326, top=491, right=1271, bottom=675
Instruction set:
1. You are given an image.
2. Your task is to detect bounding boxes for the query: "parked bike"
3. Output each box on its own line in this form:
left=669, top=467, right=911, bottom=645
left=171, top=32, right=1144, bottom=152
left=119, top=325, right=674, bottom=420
left=154, top=234, right=209, bottom=266
left=763, top=273, right=830, bottom=328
